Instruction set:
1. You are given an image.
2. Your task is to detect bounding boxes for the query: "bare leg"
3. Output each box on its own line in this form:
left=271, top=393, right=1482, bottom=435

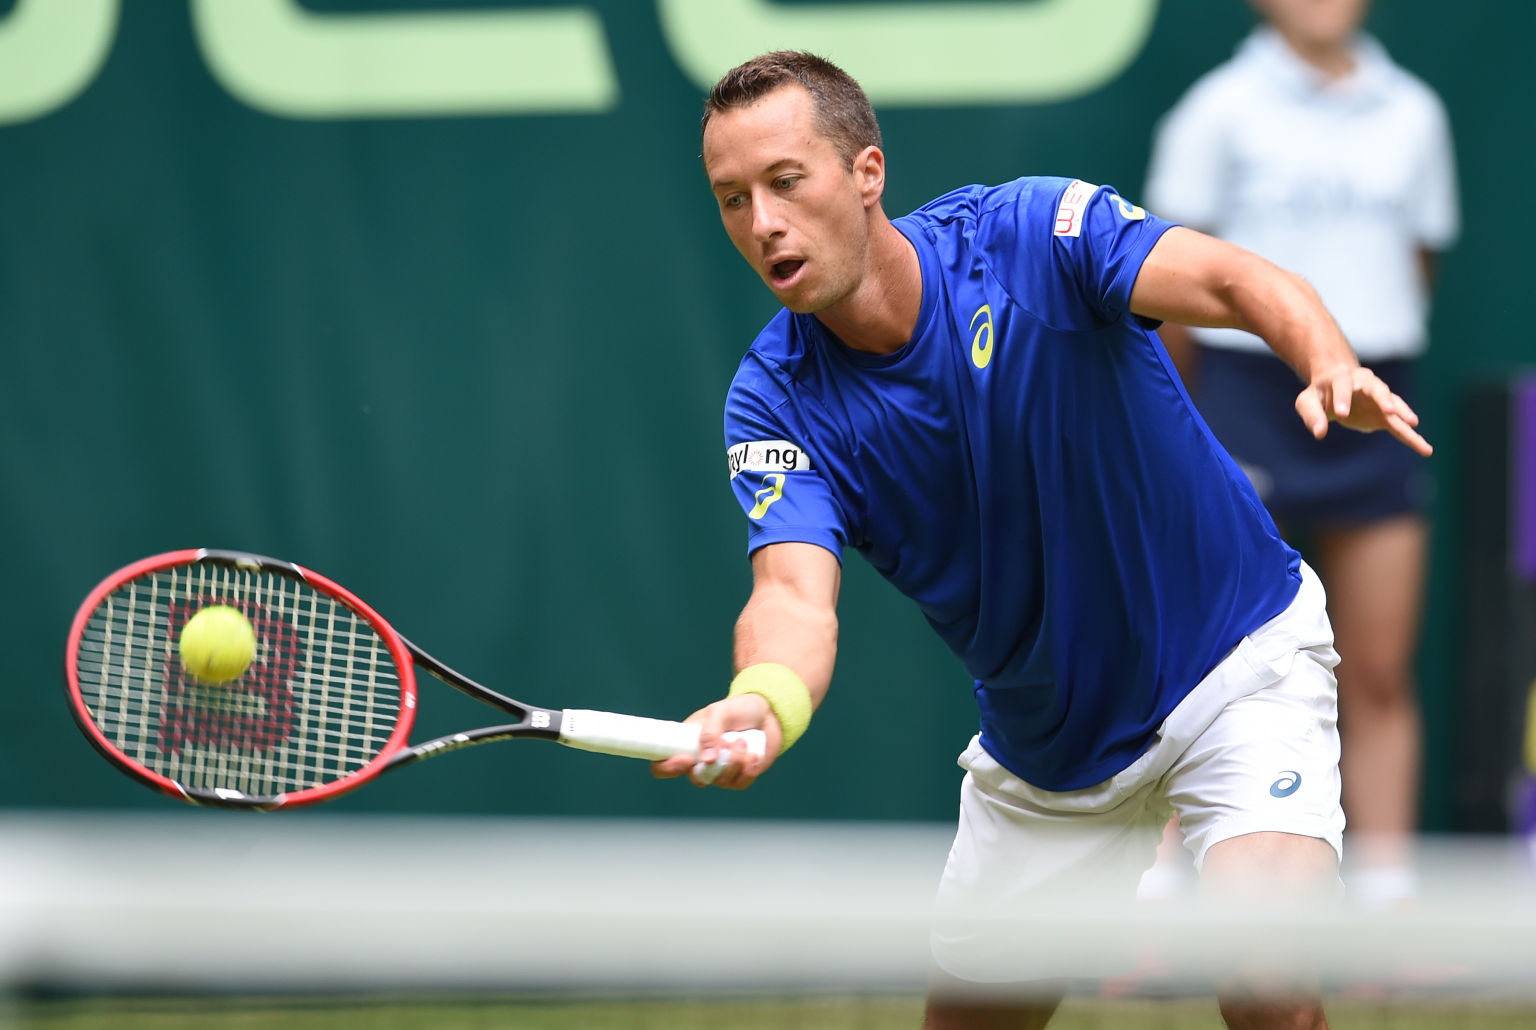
left=1316, top=515, right=1427, bottom=886
left=1203, top=831, right=1335, bottom=1030
left=922, top=970, right=1063, bottom=1030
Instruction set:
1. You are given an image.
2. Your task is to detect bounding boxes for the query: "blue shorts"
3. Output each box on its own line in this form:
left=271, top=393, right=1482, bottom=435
left=1194, top=347, right=1433, bottom=531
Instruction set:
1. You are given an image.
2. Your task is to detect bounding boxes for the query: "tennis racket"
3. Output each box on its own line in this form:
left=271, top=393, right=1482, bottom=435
left=64, top=548, right=761, bottom=810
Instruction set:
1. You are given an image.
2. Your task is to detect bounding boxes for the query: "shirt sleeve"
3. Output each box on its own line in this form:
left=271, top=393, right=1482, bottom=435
left=724, top=359, right=848, bottom=561
left=1412, top=94, right=1460, bottom=251
left=1051, top=182, right=1178, bottom=326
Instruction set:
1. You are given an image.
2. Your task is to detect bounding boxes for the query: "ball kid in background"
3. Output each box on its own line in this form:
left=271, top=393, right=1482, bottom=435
left=1144, top=0, right=1459, bottom=909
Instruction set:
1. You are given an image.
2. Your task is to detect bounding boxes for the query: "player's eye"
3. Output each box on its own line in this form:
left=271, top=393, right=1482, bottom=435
left=722, top=193, right=745, bottom=210
left=773, top=176, right=798, bottom=190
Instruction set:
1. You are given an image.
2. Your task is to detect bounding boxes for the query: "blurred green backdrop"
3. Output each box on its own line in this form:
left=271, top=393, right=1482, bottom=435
left=3, top=0, right=1529, bottom=826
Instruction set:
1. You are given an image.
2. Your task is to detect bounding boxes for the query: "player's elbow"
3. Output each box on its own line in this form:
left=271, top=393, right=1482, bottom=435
left=1224, top=251, right=1314, bottom=335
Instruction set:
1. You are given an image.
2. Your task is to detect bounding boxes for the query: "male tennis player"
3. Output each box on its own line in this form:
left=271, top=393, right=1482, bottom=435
left=653, top=51, right=1430, bottom=1030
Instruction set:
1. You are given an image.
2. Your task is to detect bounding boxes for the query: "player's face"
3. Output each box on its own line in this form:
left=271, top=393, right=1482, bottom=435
left=703, top=86, right=873, bottom=315
left=1254, top=0, right=1371, bottom=48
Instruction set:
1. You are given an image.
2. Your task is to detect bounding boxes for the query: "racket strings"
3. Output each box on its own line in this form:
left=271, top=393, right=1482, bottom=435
left=74, top=562, right=402, bottom=799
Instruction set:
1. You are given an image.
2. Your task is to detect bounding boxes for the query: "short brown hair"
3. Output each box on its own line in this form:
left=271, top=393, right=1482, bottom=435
left=703, top=51, right=882, bottom=168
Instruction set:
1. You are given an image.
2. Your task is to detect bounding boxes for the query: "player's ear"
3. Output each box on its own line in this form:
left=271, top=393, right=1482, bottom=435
left=853, top=145, right=885, bottom=208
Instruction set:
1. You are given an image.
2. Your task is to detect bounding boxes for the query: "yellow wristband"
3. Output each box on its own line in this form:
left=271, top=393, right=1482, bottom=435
left=728, top=663, right=813, bottom=754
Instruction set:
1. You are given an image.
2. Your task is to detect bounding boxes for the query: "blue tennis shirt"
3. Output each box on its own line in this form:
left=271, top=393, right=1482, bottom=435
left=724, top=176, right=1301, bottom=791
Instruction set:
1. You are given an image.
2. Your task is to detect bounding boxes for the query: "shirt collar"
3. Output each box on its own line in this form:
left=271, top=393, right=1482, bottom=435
left=1238, top=25, right=1396, bottom=107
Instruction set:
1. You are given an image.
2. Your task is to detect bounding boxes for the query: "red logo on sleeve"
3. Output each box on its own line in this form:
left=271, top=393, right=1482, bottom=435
left=1053, top=179, right=1098, bottom=238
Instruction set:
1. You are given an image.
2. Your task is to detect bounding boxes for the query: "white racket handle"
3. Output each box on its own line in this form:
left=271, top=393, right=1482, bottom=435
left=557, top=710, right=766, bottom=781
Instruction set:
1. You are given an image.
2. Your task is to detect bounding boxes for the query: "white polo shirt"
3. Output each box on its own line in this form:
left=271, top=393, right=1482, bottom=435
left=1145, top=28, right=1459, bottom=360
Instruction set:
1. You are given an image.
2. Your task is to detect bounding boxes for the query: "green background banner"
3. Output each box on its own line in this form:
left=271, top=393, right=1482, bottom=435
left=4, top=0, right=1529, bottom=825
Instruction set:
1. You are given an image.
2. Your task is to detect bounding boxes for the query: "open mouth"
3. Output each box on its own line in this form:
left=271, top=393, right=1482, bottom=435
left=770, top=259, right=805, bottom=285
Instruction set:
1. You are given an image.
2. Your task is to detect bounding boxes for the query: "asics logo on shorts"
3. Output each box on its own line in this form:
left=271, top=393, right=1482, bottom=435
left=1269, top=770, right=1302, bottom=798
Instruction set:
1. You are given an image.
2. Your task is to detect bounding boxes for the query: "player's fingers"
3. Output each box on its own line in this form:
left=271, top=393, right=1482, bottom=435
left=704, top=757, right=755, bottom=790
left=727, top=736, right=776, bottom=790
left=1359, top=372, right=1403, bottom=415
left=1386, top=412, right=1434, bottom=456
left=686, top=738, right=732, bottom=786
left=651, top=753, right=697, bottom=779
left=692, top=738, right=763, bottom=789
left=1394, top=397, right=1421, bottom=426
left=653, top=707, right=720, bottom=780
left=1294, top=388, right=1329, bottom=440
left=1331, top=370, right=1355, bottom=420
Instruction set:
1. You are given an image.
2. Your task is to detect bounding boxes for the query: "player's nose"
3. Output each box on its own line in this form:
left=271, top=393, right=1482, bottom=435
left=750, top=189, right=787, bottom=241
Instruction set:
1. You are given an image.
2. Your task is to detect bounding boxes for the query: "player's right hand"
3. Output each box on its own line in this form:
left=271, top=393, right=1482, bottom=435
left=651, top=693, right=782, bottom=789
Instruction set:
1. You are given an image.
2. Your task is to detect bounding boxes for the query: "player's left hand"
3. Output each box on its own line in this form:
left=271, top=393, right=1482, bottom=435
left=1295, top=364, right=1433, bottom=456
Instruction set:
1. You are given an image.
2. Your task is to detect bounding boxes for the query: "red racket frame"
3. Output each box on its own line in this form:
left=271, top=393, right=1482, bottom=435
left=63, top=548, right=420, bottom=808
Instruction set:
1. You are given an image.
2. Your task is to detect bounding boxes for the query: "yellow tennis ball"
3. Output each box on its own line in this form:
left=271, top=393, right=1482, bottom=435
left=179, top=605, right=256, bottom=684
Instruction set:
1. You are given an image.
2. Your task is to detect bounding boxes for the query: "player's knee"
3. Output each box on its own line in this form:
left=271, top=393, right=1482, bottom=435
left=924, top=966, right=1064, bottom=1029
left=1217, top=996, right=1329, bottom=1030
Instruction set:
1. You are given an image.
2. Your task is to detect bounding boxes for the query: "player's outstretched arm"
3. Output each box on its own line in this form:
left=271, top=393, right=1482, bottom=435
left=652, top=541, right=840, bottom=789
left=1130, top=226, right=1432, bottom=456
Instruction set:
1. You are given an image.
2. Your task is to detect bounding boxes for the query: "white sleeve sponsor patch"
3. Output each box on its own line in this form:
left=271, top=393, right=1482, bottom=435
left=1053, top=179, right=1099, bottom=238
left=727, top=440, right=812, bottom=479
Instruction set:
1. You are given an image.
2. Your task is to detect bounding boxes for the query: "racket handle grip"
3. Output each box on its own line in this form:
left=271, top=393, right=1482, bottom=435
left=557, top=710, right=766, bottom=774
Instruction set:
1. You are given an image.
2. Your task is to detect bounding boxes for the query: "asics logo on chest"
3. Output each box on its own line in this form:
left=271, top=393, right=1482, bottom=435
left=969, top=304, right=994, bottom=369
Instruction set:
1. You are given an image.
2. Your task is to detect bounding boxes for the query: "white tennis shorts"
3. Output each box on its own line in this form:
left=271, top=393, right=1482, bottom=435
left=930, top=562, right=1343, bottom=983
